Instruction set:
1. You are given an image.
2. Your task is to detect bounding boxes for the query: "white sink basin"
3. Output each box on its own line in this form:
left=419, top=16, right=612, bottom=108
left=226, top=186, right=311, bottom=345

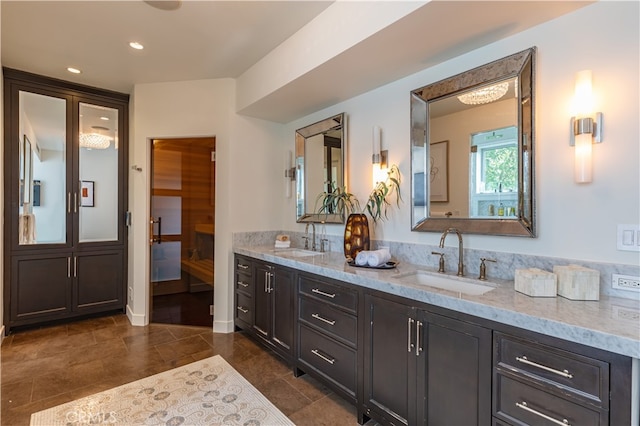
left=395, top=271, right=495, bottom=296
left=276, top=249, right=323, bottom=258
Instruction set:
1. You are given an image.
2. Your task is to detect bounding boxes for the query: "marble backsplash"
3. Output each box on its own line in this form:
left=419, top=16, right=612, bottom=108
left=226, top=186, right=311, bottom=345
left=232, top=231, right=640, bottom=300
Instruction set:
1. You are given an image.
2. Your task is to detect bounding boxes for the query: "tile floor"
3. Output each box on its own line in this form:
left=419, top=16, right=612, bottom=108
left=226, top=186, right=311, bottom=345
left=1, top=314, right=363, bottom=425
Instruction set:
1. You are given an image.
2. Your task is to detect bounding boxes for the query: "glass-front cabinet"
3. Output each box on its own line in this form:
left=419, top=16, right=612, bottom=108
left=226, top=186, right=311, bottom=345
left=3, top=69, right=128, bottom=331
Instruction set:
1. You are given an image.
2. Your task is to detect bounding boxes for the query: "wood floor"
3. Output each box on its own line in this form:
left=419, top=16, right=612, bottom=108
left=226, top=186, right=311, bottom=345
left=1, top=314, right=362, bottom=425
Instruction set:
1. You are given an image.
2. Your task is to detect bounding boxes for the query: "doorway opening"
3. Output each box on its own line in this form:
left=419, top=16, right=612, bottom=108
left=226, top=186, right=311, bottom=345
left=149, top=137, right=215, bottom=327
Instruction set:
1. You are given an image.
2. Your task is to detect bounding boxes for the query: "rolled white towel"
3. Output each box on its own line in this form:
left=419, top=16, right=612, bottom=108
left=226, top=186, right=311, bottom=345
left=367, top=248, right=391, bottom=267
left=355, top=251, right=369, bottom=266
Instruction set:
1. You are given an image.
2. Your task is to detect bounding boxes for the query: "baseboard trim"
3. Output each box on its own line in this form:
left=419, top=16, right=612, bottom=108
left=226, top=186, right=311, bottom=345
left=126, top=305, right=147, bottom=326
left=213, top=319, right=234, bottom=334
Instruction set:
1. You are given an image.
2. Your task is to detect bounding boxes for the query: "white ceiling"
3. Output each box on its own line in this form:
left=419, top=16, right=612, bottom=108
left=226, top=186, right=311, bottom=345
left=2, top=1, right=593, bottom=123
left=1, top=0, right=333, bottom=91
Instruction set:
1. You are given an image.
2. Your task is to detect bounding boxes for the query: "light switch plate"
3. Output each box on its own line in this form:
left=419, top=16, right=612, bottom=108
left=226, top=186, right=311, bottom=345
left=617, top=224, right=640, bottom=251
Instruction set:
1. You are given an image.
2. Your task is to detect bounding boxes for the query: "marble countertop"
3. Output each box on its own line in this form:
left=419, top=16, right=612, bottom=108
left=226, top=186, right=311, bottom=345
left=234, top=246, right=640, bottom=359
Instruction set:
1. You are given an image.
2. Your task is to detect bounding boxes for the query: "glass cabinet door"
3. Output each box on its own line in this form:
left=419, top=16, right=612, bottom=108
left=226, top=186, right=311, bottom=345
left=18, top=91, right=68, bottom=245
left=78, top=102, right=119, bottom=243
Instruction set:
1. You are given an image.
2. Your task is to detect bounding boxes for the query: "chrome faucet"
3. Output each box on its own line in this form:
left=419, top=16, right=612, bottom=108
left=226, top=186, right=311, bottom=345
left=439, top=227, right=464, bottom=276
left=305, top=223, right=316, bottom=251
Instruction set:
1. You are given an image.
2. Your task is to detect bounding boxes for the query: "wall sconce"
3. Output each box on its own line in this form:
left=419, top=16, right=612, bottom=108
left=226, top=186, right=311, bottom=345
left=570, top=70, right=602, bottom=183
left=372, top=125, right=388, bottom=185
left=284, top=150, right=295, bottom=198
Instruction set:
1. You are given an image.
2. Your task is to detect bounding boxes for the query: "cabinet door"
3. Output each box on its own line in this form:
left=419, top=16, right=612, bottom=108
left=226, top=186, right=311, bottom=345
left=253, top=262, right=271, bottom=339
left=74, top=251, right=124, bottom=313
left=363, top=294, right=416, bottom=426
left=11, top=253, right=72, bottom=324
left=272, top=267, right=293, bottom=353
left=418, top=311, right=492, bottom=426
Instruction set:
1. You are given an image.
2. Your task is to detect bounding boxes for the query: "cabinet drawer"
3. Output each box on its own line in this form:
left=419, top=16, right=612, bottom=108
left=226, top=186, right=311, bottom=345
left=235, top=272, right=253, bottom=295
left=235, top=292, right=253, bottom=326
left=235, top=256, right=252, bottom=276
left=299, top=324, right=356, bottom=395
left=299, top=296, right=357, bottom=347
left=495, top=374, right=606, bottom=425
left=495, top=332, right=608, bottom=407
left=299, top=275, right=357, bottom=313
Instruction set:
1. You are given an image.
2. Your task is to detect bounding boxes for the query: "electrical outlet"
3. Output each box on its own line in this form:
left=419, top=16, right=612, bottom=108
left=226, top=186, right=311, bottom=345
left=612, top=274, right=640, bottom=292
left=612, top=305, right=640, bottom=322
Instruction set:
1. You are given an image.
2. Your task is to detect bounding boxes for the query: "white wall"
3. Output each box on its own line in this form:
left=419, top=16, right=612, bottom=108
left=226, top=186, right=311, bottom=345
left=128, top=78, right=284, bottom=331
left=279, top=1, right=640, bottom=267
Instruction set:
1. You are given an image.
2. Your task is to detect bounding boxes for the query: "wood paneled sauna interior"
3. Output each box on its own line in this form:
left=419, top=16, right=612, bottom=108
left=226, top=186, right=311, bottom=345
left=150, top=137, right=215, bottom=327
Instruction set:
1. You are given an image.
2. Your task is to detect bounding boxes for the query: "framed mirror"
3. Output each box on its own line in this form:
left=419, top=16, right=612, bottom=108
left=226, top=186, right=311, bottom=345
left=410, top=48, right=536, bottom=237
left=296, top=113, right=346, bottom=223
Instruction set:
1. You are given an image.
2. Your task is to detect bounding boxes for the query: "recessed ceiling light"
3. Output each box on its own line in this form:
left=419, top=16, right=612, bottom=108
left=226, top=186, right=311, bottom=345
left=129, top=42, right=144, bottom=50
left=144, top=0, right=181, bottom=11
left=67, top=67, right=81, bottom=74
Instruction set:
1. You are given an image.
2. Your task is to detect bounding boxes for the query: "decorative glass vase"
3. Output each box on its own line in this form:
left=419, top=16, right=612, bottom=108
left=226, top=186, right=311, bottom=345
left=343, top=213, right=370, bottom=259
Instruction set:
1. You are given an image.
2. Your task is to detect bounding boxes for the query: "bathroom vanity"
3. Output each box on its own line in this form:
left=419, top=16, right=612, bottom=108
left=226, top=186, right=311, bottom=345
left=233, top=247, right=638, bottom=425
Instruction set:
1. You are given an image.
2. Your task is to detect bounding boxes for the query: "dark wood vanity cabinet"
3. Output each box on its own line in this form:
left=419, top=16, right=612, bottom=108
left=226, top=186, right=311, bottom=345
left=233, top=255, right=294, bottom=362
left=234, top=255, right=254, bottom=330
left=232, top=254, right=633, bottom=426
left=493, top=331, right=631, bottom=426
left=296, top=273, right=359, bottom=403
left=253, top=260, right=294, bottom=358
left=362, top=293, right=491, bottom=425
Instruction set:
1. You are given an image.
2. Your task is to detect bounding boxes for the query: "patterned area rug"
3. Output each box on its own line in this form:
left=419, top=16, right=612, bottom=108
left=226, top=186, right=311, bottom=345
left=30, top=355, right=294, bottom=425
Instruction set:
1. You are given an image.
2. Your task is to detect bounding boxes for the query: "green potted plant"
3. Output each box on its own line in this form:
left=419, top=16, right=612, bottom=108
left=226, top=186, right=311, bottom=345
left=364, top=164, right=402, bottom=223
left=315, top=165, right=401, bottom=259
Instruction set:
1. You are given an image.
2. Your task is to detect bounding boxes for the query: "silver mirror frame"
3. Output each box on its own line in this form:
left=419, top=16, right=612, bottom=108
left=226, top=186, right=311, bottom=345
left=410, top=47, right=536, bottom=237
left=296, top=112, right=346, bottom=224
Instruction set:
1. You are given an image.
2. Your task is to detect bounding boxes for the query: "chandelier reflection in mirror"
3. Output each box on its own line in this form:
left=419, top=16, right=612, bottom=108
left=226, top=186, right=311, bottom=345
left=458, top=81, right=509, bottom=105
left=80, top=126, right=112, bottom=149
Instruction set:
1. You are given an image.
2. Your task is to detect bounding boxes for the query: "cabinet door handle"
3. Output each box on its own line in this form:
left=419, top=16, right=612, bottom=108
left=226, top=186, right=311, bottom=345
left=264, top=271, right=269, bottom=293
left=268, top=272, right=274, bottom=293
left=238, top=263, right=249, bottom=270
left=416, top=320, right=423, bottom=356
left=311, top=349, right=335, bottom=365
left=311, top=313, right=336, bottom=326
left=407, top=318, right=415, bottom=352
left=67, top=257, right=71, bottom=278
left=516, top=355, right=573, bottom=379
left=311, top=288, right=335, bottom=299
left=515, top=401, right=570, bottom=425
left=237, top=306, right=249, bottom=314
left=67, top=193, right=71, bottom=213
left=237, top=281, right=249, bottom=288
left=73, top=192, right=78, bottom=213
left=74, top=256, right=77, bottom=278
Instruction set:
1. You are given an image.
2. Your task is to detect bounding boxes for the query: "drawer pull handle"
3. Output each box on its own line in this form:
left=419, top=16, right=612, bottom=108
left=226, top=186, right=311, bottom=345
left=236, top=306, right=249, bottom=314
left=516, top=401, right=570, bottom=426
left=238, top=264, right=249, bottom=270
left=237, top=281, right=249, bottom=287
left=311, top=313, right=336, bottom=326
left=311, top=288, right=336, bottom=299
left=516, top=356, right=573, bottom=379
left=311, top=349, right=335, bottom=365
